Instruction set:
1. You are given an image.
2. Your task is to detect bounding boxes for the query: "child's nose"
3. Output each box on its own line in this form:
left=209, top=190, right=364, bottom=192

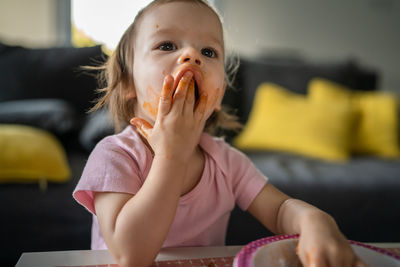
left=178, top=48, right=202, bottom=66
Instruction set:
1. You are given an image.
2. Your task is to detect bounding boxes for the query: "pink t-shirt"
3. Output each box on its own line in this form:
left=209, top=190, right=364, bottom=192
left=73, top=126, right=267, bottom=249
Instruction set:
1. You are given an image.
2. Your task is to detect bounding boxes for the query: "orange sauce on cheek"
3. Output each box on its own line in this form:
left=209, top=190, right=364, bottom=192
left=142, top=85, right=160, bottom=118
left=142, top=102, right=158, bottom=118
left=205, top=88, right=220, bottom=111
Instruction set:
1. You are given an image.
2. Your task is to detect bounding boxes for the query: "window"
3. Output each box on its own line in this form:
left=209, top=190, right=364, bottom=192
left=71, top=0, right=152, bottom=50
left=71, top=0, right=218, bottom=51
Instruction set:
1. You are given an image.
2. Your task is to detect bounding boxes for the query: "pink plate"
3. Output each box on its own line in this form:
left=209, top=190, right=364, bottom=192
left=233, top=234, right=400, bottom=267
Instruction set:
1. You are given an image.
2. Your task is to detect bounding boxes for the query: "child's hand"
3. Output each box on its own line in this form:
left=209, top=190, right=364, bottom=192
left=130, top=72, right=208, bottom=161
left=296, top=213, right=366, bottom=267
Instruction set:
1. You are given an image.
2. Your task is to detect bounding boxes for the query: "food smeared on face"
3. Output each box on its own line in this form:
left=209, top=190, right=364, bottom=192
left=142, top=102, right=159, bottom=118
left=142, top=85, right=160, bottom=118
left=209, top=87, right=220, bottom=111
left=194, top=78, right=200, bottom=103
left=131, top=1, right=226, bottom=124
left=173, top=66, right=203, bottom=90
left=172, top=65, right=222, bottom=114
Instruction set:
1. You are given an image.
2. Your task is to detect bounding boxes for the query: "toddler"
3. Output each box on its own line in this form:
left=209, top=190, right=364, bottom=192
left=73, top=1, right=366, bottom=266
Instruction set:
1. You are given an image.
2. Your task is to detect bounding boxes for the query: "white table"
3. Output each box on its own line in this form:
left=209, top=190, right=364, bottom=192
left=15, top=246, right=243, bottom=267
left=16, top=243, right=400, bottom=267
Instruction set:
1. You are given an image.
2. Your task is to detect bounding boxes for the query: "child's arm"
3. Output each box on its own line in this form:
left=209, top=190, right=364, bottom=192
left=94, top=73, right=208, bottom=267
left=94, top=156, right=187, bottom=267
left=248, top=183, right=366, bottom=267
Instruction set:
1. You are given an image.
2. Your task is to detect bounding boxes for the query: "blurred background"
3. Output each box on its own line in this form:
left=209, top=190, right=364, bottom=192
left=0, top=0, right=399, bottom=93
left=1, top=1, right=400, bottom=267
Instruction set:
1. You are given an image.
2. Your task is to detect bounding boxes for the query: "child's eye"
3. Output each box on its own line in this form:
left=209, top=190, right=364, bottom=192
left=201, top=48, right=217, bottom=58
left=157, top=42, right=176, bottom=51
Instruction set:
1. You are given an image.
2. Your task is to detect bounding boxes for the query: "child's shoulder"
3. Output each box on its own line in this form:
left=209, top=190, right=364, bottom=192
left=201, top=133, right=245, bottom=153
left=200, top=133, right=250, bottom=170
left=200, top=133, right=229, bottom=153
left=92, top=126, right=151, bottom=161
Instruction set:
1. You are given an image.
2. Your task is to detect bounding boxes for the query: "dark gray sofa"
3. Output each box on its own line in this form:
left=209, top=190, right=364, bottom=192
left=1, top=43, right=399, bottom=267
left=0, top=43, right=101, bottom=267
left=224, top=57, right=400, bottom=245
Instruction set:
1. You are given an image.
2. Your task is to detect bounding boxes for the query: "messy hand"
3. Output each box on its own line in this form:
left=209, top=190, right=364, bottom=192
left=296, top=214, right=366, bottom=267
left=130, top=72, right=208, bottom=161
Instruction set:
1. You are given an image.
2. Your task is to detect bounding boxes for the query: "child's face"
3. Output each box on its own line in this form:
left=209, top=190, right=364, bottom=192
left=132, top=2, right=226, bottom=124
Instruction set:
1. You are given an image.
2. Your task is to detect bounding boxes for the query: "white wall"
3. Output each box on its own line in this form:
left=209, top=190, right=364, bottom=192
left=219, top=0, right=400, bottom=93
left=1, top=0, right=399, bottom=92
left=0, top=0, right=58, bottom=47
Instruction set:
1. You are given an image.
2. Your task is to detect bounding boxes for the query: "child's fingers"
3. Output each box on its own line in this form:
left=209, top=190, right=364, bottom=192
left=333, top=249, right=360, bottom=267
left=354, top=259, right=367, bottom=267
left=334, top=253, right=365, bottom=267
left=158, top=75, right=174, bottom=116
left=172, top=71, right=193, bottom=113
left=298, top=247, right=325, bottom=267
left=130, top=117, right=153, bottom=140
left=307, top=255, right=326, bottom=267
left=183, top=78, right=195, bottom=114
left=194, top=91, right=208, bottom=122
left=297, top=249, right=308, bottom=267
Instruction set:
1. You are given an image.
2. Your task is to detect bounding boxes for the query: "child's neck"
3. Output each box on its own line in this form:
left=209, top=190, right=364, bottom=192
left=180, top=146, right=205, bottom=196
left=135, top=128, right=205, bottom=196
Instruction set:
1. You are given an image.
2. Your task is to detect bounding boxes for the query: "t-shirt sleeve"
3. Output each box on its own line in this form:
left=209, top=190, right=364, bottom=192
left=73, top=138, right=143, bottom=215
left=224, top=144, right=268, bottom=211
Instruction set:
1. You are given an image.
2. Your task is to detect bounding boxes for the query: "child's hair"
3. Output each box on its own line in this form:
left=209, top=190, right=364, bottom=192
left=89, top=0, right=242, bottom=134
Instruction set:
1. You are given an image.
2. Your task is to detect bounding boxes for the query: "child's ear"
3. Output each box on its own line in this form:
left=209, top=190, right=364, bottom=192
left=125, top=79, right=137, bottom=100
left=125, top=90, right=136, bottom=100
left=215, top=82, right=226, bottom=112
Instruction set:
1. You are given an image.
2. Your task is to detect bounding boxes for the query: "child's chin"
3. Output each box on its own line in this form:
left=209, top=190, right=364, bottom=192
left=142, top=114, right=156, bottom=125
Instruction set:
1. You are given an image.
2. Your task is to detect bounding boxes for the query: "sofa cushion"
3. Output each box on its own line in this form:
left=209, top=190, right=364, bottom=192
left=0, top=150, right=91, bottom=266
left=0, top=124, right=71, bottom=183
left=244, top=151, right=400, bottom=242
left=309, top=78, right=400, bottom=158
left=79, top=109, right=114, bottom=152
left=233, top=83, right=354, bottom=161
left=0, top=99, right=78, bottom=136
left=0, top=43, right=105, bottom=114
left=223, top=58, right=377, bottom=123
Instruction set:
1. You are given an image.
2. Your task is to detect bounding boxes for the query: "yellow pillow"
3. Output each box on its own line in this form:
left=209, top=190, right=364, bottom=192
left=0, top=124, right=71, bottom=183
left=309, top=78, right=400, bottom=158
left=233, top=83, right=354, bottom=161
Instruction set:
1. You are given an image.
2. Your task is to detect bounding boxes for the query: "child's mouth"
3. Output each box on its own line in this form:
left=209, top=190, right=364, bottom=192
left=173, top=66, right=203, bottom=104
left=194, top=80, right=200, bottom=103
